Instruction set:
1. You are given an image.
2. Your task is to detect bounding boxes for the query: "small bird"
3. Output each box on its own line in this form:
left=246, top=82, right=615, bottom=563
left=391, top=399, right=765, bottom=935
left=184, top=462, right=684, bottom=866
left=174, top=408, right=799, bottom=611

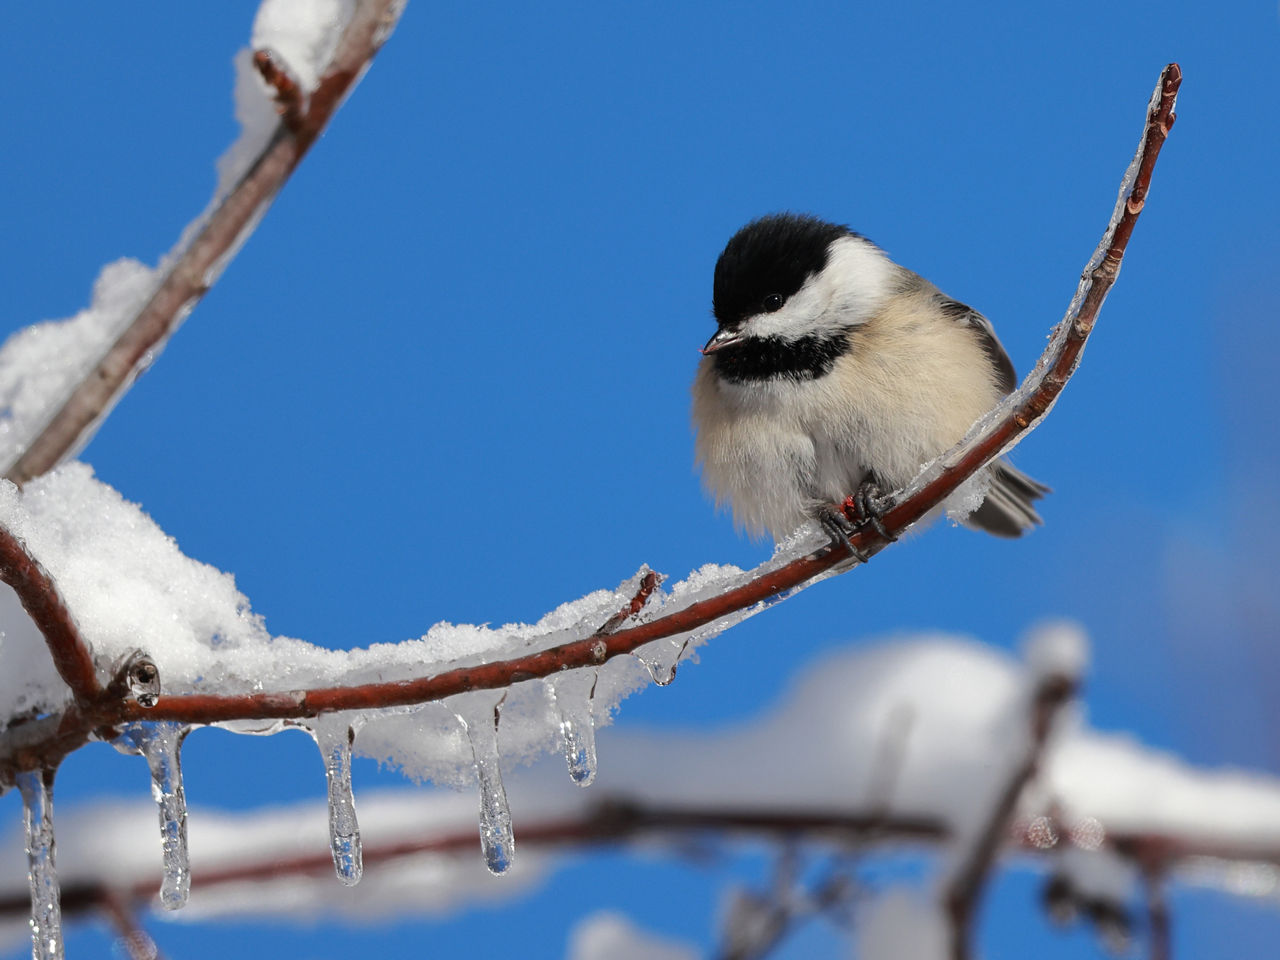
left=692, top=212, right=1047, bottom=551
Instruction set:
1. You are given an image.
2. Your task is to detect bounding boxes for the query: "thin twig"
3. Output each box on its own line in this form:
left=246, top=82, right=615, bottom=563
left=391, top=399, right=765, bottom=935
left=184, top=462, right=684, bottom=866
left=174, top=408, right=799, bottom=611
left=98, top=890, right=165, bottom=960
left=595, top=569, right=662, bottom=635
left=1143, top=866, right=1171, bottom=960
left=252, top=49, right=307, bottom=129
left=1, top=0, right=406, bottom=487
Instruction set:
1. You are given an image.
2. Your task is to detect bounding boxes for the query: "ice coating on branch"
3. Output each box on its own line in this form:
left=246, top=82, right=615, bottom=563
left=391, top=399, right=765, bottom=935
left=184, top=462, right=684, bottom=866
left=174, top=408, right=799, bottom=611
left=456, top=700, right=515, bottom=875
left=120, top=651, right=162, bottom=709
left=308, top=715, right=363, bottom=885
left=943, top=468, right=992, bottom=525
left=112, top=722, right=191, bottom=909
left=0, top=260, right=158, bottom=475
left=632, top=638, right=688, bottom=687
left=16, top=770, right=61, bottom=960
left=548, top=671, right=599, bottom=786
left=889, top=84, right=1166, bottom=522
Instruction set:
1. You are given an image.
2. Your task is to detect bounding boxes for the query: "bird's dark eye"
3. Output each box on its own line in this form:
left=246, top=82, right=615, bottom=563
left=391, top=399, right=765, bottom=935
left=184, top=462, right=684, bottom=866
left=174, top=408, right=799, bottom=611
left=762, top=293, right=784, bottom=313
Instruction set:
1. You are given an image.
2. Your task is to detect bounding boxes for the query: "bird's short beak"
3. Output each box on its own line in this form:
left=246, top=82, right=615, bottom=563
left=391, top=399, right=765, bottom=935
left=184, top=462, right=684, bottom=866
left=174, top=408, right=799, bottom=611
left=701, top=327, right=743, bottom=355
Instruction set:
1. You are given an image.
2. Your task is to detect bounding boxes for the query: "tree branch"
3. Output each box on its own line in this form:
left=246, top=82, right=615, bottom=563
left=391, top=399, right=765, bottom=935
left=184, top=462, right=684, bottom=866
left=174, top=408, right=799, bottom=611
left=943, top=671, right=1079, bottom=960
left=113, top=63, right=1172, bottom=723
left=1142, top=866, right=1171, bottom=960
left=0, top=65, right=1182, bottom=781
left=0, top=523, right=98, bottom=704
left=1, top=0, right=406, bottom=488
left=98, top=890, right=165, bottom=960
left=0, top=795, right=1267, bottom=935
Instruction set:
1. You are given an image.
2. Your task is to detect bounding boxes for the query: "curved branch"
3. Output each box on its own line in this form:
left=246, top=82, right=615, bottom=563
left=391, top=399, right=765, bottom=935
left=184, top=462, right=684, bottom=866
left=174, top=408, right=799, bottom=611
left=110, top=64, right=1182, bottom=727
left=0, top=524, right=98, bottom=704
left=0, top=65, right=1182, bottom=779
left=1, top=0, right=406, bottom=488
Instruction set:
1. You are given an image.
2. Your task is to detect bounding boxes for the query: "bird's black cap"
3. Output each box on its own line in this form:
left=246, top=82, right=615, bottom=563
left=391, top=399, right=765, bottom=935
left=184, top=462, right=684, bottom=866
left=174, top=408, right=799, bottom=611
left=712, top=213, right=853, bottom=327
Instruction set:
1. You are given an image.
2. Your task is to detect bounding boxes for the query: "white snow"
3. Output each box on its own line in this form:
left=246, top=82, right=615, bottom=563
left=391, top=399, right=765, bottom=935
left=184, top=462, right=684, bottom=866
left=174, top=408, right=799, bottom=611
left=1022, top=619, right=1089, bottom=683
left=0, top=260, right=159, bottom=475
left=857, top=890, right=947, bottom=960
left=566, top=912, right=698, bottom=960
left=251, top=0, right=355, bottom=95
left=0, top=463, right=786, bottom=790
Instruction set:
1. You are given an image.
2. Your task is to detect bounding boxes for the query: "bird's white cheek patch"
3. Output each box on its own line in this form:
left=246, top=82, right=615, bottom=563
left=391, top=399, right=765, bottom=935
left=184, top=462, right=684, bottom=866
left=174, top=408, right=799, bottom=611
left=747, top=291, right=824, bottom=340
left=744, top=236, right=894, bottom=342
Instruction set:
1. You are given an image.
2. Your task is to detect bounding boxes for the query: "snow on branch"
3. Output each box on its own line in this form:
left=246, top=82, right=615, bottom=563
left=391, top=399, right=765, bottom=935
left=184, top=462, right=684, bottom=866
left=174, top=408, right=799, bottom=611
left=0, top=0, right=406, bottom=488
left=0, top=522, right=97, bottom=707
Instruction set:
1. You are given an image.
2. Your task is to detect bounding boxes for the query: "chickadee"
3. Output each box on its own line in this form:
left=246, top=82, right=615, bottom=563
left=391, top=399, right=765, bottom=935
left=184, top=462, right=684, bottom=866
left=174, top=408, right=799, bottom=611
left=692, top=212, right=1047, bottom=550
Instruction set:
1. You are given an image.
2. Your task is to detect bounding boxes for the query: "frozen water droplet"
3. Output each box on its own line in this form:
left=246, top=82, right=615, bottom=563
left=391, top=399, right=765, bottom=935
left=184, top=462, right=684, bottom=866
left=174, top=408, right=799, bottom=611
left=17, top=768, right=62, bottom=960
left=113, top=722, right=191, bottom=910
left=457, top=703, right=514, bottom=875
left=311, top=716, right=363, bottom=886
left=633, top=636, right=691, bottom=686
left=548, top=671, right=598, bottom=786
left=116, top=650, right=162, bottom=708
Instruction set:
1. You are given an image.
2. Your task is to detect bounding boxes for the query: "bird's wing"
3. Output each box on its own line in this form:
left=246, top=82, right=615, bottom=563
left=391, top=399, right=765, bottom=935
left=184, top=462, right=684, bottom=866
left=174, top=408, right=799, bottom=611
left=937, top=298, right=1017, bottom=394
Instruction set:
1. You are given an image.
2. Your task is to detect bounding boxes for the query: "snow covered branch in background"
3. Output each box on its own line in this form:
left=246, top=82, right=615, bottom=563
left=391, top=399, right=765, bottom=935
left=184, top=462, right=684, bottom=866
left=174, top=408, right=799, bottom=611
left=0, top=0, right=406, bottom=488
left=943, top=627, right=1083, bottom=960
left=2, top=635, right=1278, bottom=959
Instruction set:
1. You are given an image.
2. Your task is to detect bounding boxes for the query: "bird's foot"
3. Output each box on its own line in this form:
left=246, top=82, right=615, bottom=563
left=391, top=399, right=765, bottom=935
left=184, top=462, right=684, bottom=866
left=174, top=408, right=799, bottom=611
left=817, top=504, right=870, bottom=563
left=842, top=478, right=898, bottom=543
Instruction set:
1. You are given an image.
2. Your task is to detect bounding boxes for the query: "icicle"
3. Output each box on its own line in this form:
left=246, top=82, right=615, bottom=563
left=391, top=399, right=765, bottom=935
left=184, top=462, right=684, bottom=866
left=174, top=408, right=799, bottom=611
left=633, top=636, right=692, bottom=686
left=17, top=768, right=62, bottom=960
left=113, top=722, right=191, bottom=910
left=547, top=670, right=598, bottom=786
left=457, top=701, right=514, bottom=875
left=311, top=716, right=363, bottom=886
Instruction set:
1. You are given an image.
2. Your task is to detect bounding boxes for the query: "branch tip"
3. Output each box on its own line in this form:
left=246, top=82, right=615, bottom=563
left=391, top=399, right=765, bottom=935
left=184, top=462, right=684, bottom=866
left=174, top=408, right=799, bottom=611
left=252, top=47, right=307, bottom=128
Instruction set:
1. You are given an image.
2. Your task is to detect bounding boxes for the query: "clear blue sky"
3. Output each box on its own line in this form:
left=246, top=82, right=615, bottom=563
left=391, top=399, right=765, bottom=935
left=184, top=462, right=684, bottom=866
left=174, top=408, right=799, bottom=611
left=1, top=2, right=1278, bottom=957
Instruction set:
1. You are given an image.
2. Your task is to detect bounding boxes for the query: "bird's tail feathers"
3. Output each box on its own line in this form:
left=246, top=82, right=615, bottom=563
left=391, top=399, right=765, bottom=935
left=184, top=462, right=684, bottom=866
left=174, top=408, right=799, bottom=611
left=964, top=461, right=1050, bottom=538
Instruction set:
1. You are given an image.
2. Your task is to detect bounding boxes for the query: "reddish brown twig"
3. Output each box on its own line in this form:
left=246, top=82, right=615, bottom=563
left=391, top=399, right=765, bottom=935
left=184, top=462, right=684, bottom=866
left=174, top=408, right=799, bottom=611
left=0, top=523, right=98, bottom=704
left=252, top=48, right=307, bottom=129
left=595, top=569, right=662, bottom=635
left=943, top=671, right=1079, bottom=960
left=1, top=0, right=406, bottom=488
left=1142, top=866, right=1171, bottom=960
left=0, top=794, right=1272, bottom=938
left=99, top=890, right=165, bottom=960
